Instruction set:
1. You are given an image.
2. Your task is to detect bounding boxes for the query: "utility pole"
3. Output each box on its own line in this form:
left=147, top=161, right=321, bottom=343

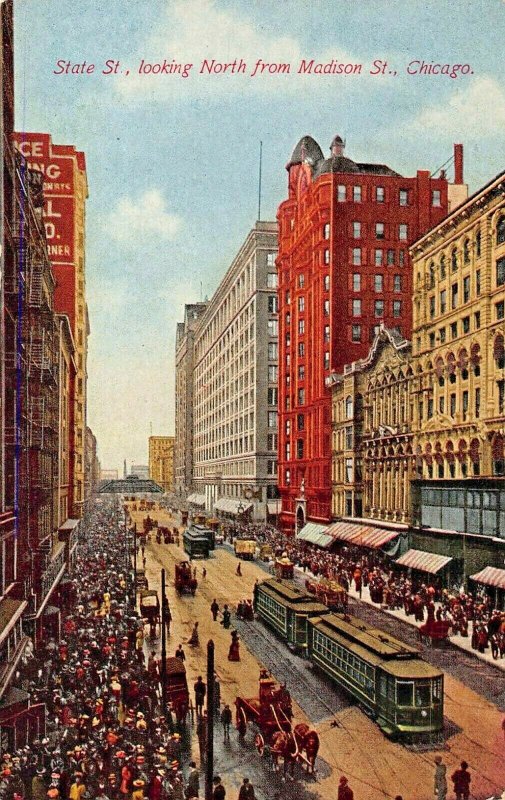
left=205, top=640, right=215, bottom=800
left=161, top=569, right=167, bottom=710
left=257, top=140, right=263, bottom=222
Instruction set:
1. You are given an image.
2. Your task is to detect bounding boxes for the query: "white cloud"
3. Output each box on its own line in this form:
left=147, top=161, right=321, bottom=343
left=405, top=76, right=505, bottom=139
left=115, top=0, right=365, bottom=102
left=104, top=189, right=182, bottom=245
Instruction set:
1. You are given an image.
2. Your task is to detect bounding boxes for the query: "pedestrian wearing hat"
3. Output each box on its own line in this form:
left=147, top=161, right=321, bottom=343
left=193, top=678, right=206, bottom=717
left=131, top=780, right=144, bottom=800
left=220, top=706, right=232, bottom=742
left=186, top=763, right=199, bottom=799
left=237, top=778, right=255, bottom=800
left=210, top=601, right=219, bottom=622
left=434, top=756, right=447, bottom=800
left=337, top=776, right=353, bottom=800
left=212, top=777, right=225, bottom=800
left=451, top=761, right=471, bottom=800
left=69, top=775, right=86, bottom=800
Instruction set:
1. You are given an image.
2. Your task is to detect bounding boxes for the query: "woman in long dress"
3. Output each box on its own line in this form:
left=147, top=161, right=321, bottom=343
left=228, top=630, right=240, bottom=662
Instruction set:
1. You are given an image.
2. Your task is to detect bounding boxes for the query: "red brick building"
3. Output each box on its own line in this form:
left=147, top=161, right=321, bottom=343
left=277, top=134, right=456, bottom=532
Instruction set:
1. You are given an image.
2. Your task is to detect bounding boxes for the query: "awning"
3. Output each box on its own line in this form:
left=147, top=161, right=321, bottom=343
left=58, top=518, right=80, bottom=532
left=470, top=566, right=505, bottom=590
left=187, top=493, right=206, bottom=506
left=395, top=549, right=452, bottom=574
left=0, top=599, right=27, bottom=646
left=214, top=499, right=253, bottom=515
left=325, top=521, right=399, bottom=549
left=296, top=523, right=334, bottom=548
left=267, top=501, right=281, bottom=515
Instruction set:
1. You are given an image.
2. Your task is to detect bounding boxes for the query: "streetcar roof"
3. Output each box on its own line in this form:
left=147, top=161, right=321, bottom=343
left=258, top=578, right=313, bottom=604
left=309, top=613, right=420, bottom=658
left=381, top=660, right=443, bottom=679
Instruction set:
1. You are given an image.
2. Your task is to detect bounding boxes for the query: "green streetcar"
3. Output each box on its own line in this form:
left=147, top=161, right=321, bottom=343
left=183, top=529, right=210, bottom=559
left=254, top=579, right=328, bottom=652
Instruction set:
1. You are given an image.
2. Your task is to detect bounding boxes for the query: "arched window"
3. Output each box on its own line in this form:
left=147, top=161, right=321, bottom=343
left=429, top=262, right=435, bottom=288
left=470, top=342, right=481, bottom=376
left=463, top=239, right=470, bottom=264
left=451, top=248, right=458, bottom=272
left=494, top=334, right=505, bottom=369
left=458, top=348, right=469, bottom=380
left=469, top=438, right=480, bottom=476
left=447, top=352, right=456, bottom=383
left=345, top=395, right=353, bottom=419
left=492, top=434, right=505, bottom=476
left=475, top=231, right=481, bottom=257
left=439, top=255, right=446, bottom=279
left=435, top=357, right=445, bottom=386
left=497, top=216, right=505, bottom=245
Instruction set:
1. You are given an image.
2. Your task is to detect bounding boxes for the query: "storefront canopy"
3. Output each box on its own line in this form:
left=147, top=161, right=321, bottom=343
left=470, top=566, right=505, bottom=591
left=214, top=498, right=253, bottom=515
left=296, top=522, right=334, bottom=548
left=395, top=549, right=452, bottom=574
left=187, top=493, right=206, bottom=507
left=266, top=501, right=281, bottom=516
left=325, top=521, right=399, bottom=549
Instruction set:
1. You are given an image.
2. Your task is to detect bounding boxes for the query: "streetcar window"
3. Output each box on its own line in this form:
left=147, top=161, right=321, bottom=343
left=415, top=683, right=431, bottom=707
left=432, top=678, right=443, bottom=702
left=397, top=681, right=414, bottom=706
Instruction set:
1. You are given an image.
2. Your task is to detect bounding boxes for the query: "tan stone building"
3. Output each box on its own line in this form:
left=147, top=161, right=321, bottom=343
left=149, top=436, right=175, bottom=493
left=411, top=169, right=504, bottom=481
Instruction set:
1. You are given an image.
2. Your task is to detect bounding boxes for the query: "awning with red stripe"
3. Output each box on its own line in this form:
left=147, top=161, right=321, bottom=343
left=326, top=522, right=399, bottom=549
left=470, top=566, right=505, bottom=590
left=395, top=549, right=452, bottom=574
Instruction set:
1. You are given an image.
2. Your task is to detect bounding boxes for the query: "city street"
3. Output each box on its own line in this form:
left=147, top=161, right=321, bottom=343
left=131, top=506, right=505, bottom=800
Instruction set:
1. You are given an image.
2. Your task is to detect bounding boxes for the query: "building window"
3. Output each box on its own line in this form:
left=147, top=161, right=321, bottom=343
left=338, top=185, right=346, bottom=202
left=285, top=290, right=290, bottom=304
left=323, top=300, right=330, bottom=316
left=427, top=398, right=434, bottom=418
left=298, top=365, right=305, bottom=380
left=387, top=249, right=395, bottom=266
left=268, top=295, right=278, bottom=313
left=323, top=223, right=330, bottom=239
left=353, top=185, right=362, bottom=202
left=439, top=396, right=444, bottom=414
left=463, top=275, right=471, bottom=302
left=268, top=365, right=278, bottom=382
left=345, top=458, right=353, bottom=482
left=285, top=419, right=291, bottom=435
left=298, top=273, right=305, bottom=288
left=353, top=299, right=362, bottom=317
left=352, top=325, right=361, bottom=342
left=324, top=325, right=330, bottom=343
left=376, top=186, right=385, bottom=202
left=474, top=311, right=480, bottom=329
left=476, top=231, right=481, bottom=257
left=286, top=442, right=292, bottom=461
left=285, top=469, right=291, bottom=485
left=399, top=250, right=405, bottom=267
left=267, top=433, right=277, bottom=451
left=298, top=296, right=305, bottom=312
left=371, top=325, right=381, bottom=341
left=462, top=316, right=470, bottom=334
left=429, top=332, right=436, bottom=349
left=298, top=319, right=305, bottom=334
left=296, top=439, right=304, bottom=459
left=497, top=257, right=505, bottom=287
left=440, top=289, right=447, bottom=314
left=267, top=387, right=278, bottom=405
left=375, top=249, right=383, bottom=266
left=268, top=411, right=278, bottom=428
left=393, top=300, right=402, bottom=317
left=432, top=189, right=441, bottom=207
left=497, top=217, right=505, bottom=245
left=353, top=273, right=361, bottom=292
left=376, top=222, right=385, bottom=239
left=297, top=414, right=304, bottom=430
left=267, top=460, right=277, bottom=476
left=267, top=319, right=278, bottom=336
left=462, top=390, right=469, bottom=420
left=451, top=249, right=458, bottom=272
left=353, top=248, right=361, bottom=266
left=440, top=255, right=446, bottom=279
left=324, top=249, right=330, bottom=265
left=439, top=327, right=446, bottom=343
left=475, top=387, right=480, bottom=418
left=285, top=395, right=291, bottom=410
left=375, top=300, right=384, bottom=317
left=298, top=342, right=305, bottom=357
left=450, top=393, right=456, bottom=417
left=323, top=274, right=330, bottom=291
left=297, top=388, right=305, bottom=405
left=267, top=252, right=276, bottom=267
left=451, top=321, right=458, bottom=339
left=353, top=221, right=361, bottom=239
left=268, top=342, right=278, bottom=360
left=475, top=270, right=481, bottom=296
left=345, top=425, right=353, bottom=449
left=399, top=224, right=408, bottom=241
left=399, top=189, right=408, bottom=206
left=498, top=380, right=505, bottom=415
left=496, top=301, right=505, bottom=320
left=324, top=351, right=330, bottom=370
left=394, top=275, right=402, bottom=292
left=374, top=274, right=383, bottom=292
left=267, top=272, right=278, bottom=289
left=345, top=395, right=353, bottom=418
left=451, top=283, right=458, bottom=309
left=429, top=296, right=435, bottom=319
left=463, top=239, right=470, bottom=264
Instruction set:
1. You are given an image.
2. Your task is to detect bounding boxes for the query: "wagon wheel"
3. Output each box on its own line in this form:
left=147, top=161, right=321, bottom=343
left=254, top=733, right=265, bottom=756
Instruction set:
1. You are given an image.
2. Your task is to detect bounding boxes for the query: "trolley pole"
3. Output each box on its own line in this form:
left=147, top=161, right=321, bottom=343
left=205, top=640, right=215, bottom=800
left=161, top=569, right=167, bottom=710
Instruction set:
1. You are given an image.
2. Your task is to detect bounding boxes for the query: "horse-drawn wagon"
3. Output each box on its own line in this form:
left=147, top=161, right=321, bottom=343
left=165, top=657, right=190, bottom=724
left=304, top=577, right=348, bottom=612
left=174, top=561, right=197, bottom=595
left=235, top=669, right=319, bottom=776
left=140, top=589, right=160, bottom=638
left=274, top=555, right=294, bottom=580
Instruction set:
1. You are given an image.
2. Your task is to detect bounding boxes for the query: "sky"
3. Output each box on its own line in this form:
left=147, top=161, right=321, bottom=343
left=13, top=0, right=505, bottom=472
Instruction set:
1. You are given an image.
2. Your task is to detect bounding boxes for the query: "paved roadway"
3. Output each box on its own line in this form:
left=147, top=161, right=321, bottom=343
left=129, top=506, right=505, bottom=800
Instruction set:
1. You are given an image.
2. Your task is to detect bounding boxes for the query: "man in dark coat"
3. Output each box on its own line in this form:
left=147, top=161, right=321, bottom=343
left=451, top=761, right=471, bottom=800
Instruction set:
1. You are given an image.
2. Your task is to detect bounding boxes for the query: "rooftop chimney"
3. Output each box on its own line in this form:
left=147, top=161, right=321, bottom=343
left=454, top=144, right=464, bottom=185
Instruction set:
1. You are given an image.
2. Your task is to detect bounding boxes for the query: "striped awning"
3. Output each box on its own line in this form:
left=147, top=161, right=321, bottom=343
left=296, top=522, right=333, bottom=548
left=470, top=566, right=505, bottom=590
left=187, top=493, right=206, bottom=506
left=214, top=498, right=253, bottom=515
left=267, top=501, right=281, bottom=515
left=326, top=521, right=399, bottom=549
left=395, top=549, right=452, bottom=574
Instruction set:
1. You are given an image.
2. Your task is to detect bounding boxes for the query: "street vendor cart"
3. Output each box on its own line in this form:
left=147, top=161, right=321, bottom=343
left=165, top=657, right=190, bottom=723
left=140, top=589, right=160, bottom=638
